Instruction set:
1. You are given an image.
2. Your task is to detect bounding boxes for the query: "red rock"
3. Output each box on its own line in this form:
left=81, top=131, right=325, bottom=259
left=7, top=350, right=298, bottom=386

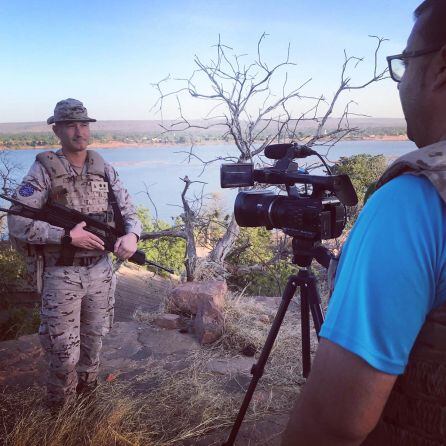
left=155, top=314, right=181, bottom=330
left=194, top=299, right=224, bottom=345
left=169, top=281, right=227, bottom=315
left=259, top=314, right=271, bottom=324
left=106, top=373, right=118, bottom=382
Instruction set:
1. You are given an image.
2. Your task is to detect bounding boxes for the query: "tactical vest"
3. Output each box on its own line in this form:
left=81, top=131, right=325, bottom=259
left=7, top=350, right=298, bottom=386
left=36, top=150, right=115, bottom=261
left=331, top=141, right=446, bottom=445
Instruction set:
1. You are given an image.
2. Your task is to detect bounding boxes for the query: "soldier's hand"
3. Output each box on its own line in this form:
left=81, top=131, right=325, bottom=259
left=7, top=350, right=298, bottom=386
left=69, top=221, right=105, bottom=251
left=114, top=233, right=138, bottom=260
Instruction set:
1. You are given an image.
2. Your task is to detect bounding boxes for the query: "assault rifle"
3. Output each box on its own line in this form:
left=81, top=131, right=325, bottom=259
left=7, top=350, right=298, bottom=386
left=0, top=194, right=174, bottom=274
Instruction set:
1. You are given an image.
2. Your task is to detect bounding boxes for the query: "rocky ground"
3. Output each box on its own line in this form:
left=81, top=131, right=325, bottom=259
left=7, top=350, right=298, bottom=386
left=0, top=264, right=308, bottom=445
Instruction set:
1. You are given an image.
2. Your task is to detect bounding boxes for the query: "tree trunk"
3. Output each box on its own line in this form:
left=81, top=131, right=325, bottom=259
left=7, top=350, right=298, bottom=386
left=180, top=176, right=198, bottom=281
left=208, top=214, right=239, bottom=265
left=184, top=225, right=197, bottom=281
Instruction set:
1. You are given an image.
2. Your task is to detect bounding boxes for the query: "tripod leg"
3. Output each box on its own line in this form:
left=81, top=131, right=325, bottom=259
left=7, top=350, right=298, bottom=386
left=307, top=274, right=325, bottom=336
left=298, top=270, right=326, bottom=378
left=300, top=283, right=311, bottom=379
left=222, top=275, right=300, bottom=446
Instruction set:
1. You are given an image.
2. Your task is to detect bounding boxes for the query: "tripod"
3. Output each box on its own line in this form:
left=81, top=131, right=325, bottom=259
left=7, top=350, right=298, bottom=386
left=222, top=237, right=331, bottom=446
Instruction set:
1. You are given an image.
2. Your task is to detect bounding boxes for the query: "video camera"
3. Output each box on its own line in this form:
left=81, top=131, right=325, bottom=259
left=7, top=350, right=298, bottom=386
left=220, top=143, right=359, bottom=445
left=220, top=142, right=358, bottom=243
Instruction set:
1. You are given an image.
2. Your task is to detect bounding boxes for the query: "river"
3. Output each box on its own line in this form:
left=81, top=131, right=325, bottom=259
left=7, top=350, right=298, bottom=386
left=3, top=140, right=416, bottom=221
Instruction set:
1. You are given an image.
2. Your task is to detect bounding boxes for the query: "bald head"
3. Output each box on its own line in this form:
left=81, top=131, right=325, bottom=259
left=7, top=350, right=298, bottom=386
left=414, top=0, right=446, bottom=47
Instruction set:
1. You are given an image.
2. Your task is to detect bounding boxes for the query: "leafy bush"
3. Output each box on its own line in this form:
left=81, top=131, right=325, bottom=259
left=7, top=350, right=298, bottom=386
left=226, top=227, right=294, bottom=296
left=137, top=207, right=186, bottom=275
left=0, top=243, right=39, bottom=340
left=332, top=154, right=387, bottom=204
left=232, top=260, right=295, bottom=296
left=332, top=154, right=387, bottom=224
left=0, top=305, right=40, bottom=341
left=0, top=243, right=27, bottom=294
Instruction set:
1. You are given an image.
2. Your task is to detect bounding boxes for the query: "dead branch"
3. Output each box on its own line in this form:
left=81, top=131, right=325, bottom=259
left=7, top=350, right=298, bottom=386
left=138, top=182, right=160, bottom=223
left=306, top=36, right=389, bottom=148
left=150, top=33, right=389, bottom=274
left=0, top=150, right=22, bottom=225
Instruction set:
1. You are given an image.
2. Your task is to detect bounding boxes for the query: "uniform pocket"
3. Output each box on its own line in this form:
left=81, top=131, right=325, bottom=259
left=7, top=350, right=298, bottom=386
left=43, top=267, right=83, bottom=291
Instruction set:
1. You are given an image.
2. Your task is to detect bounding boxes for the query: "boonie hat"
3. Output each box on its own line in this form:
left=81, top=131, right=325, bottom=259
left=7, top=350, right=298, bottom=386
left=47, top=98, right=96, bottom=125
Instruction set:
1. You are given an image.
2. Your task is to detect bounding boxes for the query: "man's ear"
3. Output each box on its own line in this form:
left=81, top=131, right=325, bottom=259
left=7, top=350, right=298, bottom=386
left=432, top=45, right=446, bottom=90
left=52, top=124, right=59, bottom=137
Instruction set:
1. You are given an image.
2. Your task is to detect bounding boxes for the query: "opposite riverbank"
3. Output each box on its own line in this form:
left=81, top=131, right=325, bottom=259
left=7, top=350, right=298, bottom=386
left=0, top=134, right=408, bottom=151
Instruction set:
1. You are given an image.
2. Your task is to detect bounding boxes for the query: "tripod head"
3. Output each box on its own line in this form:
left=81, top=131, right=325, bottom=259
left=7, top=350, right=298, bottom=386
left=285, top=230, right=332, bottom=269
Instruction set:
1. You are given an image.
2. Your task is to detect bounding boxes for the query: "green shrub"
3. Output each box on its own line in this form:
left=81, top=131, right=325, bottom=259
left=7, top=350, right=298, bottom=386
left=0, top=243, right=27, bottom=295
left=332, top=154, right=387, bottom=204
left=137, top=207, right=186, bottom=275
left=0, top=305, right=40, bottom=341
left=226, top=227, right=294, bottom=296
left=0, top=243, right=39, bottom=340
left=331, top=154, right=387, bottom=225
left=231, top=260, right=296, bottom=296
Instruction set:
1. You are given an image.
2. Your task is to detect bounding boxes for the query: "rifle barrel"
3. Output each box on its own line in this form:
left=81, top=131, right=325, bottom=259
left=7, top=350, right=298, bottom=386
left=144, top=260, right=174, bottom=274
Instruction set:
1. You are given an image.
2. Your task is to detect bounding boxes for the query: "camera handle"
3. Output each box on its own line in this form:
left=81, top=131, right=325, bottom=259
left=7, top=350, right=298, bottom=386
left=222, top=266, right=325, bottom=446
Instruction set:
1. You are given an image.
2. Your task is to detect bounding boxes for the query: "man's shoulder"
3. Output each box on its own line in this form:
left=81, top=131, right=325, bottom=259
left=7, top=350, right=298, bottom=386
left=103, top=160, right=117, bottom=173
left=102, top=160, right=119, bottom=185
left=370, top=173, right=443, bottom=210
left=380, top=173, right=436, bottom=192
left=27, top=159, right=51, bottom=179
left=346, top=173, right=446, bottom=262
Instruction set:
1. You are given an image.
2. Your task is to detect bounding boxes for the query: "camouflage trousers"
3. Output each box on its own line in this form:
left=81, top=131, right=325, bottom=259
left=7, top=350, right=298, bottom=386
left=38, top=255, right=117, bottom=405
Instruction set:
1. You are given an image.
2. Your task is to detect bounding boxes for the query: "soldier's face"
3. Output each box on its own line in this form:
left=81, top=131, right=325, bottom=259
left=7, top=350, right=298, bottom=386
left=53, top=122, right=90, bottom=152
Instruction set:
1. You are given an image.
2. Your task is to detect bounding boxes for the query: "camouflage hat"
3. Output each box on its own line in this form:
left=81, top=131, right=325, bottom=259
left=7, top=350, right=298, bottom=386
left=47, top=98, right=96, bottom=125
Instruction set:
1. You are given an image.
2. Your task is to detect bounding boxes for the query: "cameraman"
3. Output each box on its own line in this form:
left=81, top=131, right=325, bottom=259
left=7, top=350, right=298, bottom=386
left=282, top=1, right=446, bottom=445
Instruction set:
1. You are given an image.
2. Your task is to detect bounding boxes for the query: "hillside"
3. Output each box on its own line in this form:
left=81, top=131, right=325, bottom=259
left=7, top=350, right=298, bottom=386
left=0, top=118, right=406, bottom=135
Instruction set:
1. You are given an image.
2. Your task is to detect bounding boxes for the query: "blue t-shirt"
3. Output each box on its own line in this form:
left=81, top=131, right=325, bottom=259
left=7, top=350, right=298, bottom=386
left=320, top=174, right=446, bottom=375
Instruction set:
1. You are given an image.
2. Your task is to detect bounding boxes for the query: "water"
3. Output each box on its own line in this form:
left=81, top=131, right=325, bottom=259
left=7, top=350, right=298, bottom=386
left=3, top=140, right=416, bottom=221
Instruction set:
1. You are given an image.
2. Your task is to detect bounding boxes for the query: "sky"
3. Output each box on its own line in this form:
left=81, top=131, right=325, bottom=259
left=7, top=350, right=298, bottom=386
left=0, top=0, right=421, bottom=123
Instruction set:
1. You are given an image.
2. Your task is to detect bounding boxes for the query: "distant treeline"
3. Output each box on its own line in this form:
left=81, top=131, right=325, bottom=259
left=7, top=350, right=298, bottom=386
left=0, top=127, right=407, bottom=149
left=0, top=133, right=59, bottom=148
left=0, top=131, right=228, bottom=148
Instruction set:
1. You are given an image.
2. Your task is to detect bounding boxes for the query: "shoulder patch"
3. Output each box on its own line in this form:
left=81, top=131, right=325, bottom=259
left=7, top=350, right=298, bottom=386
left=18, top=183, right=35, bottom=197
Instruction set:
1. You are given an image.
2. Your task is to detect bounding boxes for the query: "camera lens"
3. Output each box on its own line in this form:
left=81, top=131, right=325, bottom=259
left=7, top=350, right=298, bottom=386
left=234, top=191, right=345, bottom=240
left=234, top=191, right=276, bottom=228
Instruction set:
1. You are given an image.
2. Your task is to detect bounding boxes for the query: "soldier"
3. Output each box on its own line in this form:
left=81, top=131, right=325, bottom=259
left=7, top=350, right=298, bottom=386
left=282, top=1, right=446, bottom=445
left=8, top=98, right=142, bottom=409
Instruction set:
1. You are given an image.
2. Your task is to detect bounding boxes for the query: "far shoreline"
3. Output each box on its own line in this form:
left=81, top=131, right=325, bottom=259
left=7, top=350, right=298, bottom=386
left=0, top=135, right=409, bottom=151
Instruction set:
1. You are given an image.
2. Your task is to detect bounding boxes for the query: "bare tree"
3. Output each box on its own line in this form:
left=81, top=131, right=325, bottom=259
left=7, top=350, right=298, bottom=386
left=139, top=176, right=208, bottom=281
left=0, top=150, right=22, bottom=227
left=150, top=34, right=388, bottom=276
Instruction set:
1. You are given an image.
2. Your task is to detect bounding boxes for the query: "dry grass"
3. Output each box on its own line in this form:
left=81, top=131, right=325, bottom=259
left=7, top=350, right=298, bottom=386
left=2, top=364, right=228, bottom=445
left=2, top=355, right=272, bottom=446
left=217, top=293, right=311, bottom=390
left=1, top=290, right=318, bottom=445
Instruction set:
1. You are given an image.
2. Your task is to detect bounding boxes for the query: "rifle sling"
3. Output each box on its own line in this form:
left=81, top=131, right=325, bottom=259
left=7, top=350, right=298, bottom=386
left=105, top=172, right=126, bottom=236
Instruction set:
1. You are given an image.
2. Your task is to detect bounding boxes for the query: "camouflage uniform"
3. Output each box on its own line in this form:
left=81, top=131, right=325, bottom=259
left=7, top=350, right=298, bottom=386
left=8, top=99, right=141, bottom=406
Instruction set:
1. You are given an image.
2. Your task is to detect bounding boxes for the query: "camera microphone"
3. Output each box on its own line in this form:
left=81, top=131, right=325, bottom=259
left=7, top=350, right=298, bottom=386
left=264, top=143, right=317, bottom=160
